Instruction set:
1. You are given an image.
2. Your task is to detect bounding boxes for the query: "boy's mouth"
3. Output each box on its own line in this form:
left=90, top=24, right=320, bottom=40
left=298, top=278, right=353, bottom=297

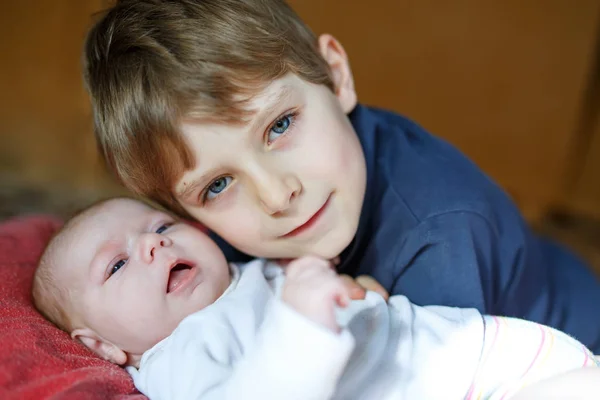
left=282, top=194, right=332, bottom=238
left=167, top=262, right=195, bottom=294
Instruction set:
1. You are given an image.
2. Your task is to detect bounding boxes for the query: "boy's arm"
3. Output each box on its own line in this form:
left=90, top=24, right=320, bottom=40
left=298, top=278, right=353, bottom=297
left=389, top=210, right=600, bottom=354
left=391, top=211, right=528, bottom=313
left=133, top=300, right=354, bottom=400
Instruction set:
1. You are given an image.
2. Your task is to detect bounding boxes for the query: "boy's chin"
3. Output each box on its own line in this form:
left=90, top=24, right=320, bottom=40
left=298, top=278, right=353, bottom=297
left=245, top=229, right=355, bottom=261
left=299, top=233, right=353, bottom=261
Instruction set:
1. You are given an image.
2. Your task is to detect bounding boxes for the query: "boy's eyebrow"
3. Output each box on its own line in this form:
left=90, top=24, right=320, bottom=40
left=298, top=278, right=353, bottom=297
left=248, top=85, right=295, bottom=135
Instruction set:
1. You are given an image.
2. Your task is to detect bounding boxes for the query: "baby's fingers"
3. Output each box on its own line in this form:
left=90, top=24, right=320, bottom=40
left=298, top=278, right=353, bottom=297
left=355, top=275, right=389, bottom=301
left=339, top=274, right=366, bottom=300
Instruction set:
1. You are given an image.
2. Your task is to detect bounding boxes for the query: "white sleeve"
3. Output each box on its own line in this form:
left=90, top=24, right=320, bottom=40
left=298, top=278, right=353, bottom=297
left=468, top=315, right=599, bottom=399
left=384, top=295, right=486, bottom=400
left=130, top=299, right=355, bottom=400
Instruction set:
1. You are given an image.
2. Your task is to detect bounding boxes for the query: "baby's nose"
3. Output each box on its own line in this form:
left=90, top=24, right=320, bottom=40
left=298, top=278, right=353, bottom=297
left=139, top=233, right=171, bottom=263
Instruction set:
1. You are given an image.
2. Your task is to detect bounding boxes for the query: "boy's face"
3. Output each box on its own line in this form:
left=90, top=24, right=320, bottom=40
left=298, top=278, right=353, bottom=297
left=175, top=72, right=366, bottom=260
left=62, top=199, right=230, bottom=356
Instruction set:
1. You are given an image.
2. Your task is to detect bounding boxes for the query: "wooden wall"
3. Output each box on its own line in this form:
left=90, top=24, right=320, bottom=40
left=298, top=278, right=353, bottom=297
left=1, top=1, right=599, bottom=221
left=0, top=1, right=123, bottom=218
left=289, top=0, right=600, bottom=221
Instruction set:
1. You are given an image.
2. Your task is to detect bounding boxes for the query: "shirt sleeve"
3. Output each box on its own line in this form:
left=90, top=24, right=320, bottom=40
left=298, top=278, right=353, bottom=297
left=468, top=315, right=599, bottom=399
left=390, top=210, right=537, bottom=316
left=131, top=300, right=355, bottom=400
left=386, top=295, right=485, bottom=400
left=390, top=209, right=600, bottom=353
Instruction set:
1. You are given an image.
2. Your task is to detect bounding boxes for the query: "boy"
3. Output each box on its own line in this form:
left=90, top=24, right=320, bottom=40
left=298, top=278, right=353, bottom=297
left=83, top=0, right=600, bottom=351
left=32, top=197, right=600, bottom=400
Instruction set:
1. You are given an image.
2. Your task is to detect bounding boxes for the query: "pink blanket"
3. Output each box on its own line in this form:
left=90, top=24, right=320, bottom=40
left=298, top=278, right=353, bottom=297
left=0, top=215, right=145, bottom=399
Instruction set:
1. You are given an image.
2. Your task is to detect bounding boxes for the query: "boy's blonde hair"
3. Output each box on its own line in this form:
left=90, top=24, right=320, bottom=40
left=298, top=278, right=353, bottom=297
left=84, top=0, right=333, bottom=215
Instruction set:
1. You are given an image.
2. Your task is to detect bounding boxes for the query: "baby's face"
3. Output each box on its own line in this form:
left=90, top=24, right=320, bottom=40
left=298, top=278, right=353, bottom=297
left=62, top=198, right=230, bottom=356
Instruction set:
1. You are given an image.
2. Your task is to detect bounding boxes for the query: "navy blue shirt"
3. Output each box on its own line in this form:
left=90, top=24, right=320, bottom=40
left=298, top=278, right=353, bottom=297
left=214, top=104, right=600, bottom=352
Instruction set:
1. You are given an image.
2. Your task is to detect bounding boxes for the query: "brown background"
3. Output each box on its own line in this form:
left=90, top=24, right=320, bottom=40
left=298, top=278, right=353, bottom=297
left=289, top=0, right=600, bottom=222
left=1, top=1, right=599, bottom=230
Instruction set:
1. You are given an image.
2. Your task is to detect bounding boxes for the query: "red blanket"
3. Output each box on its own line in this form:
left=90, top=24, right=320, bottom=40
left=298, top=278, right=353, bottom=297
left=0, top=215, right=146, bottom=400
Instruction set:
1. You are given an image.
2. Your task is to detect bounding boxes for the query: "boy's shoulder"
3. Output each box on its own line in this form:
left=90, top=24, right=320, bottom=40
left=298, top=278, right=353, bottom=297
left=351, top=104, right=516, bottom=227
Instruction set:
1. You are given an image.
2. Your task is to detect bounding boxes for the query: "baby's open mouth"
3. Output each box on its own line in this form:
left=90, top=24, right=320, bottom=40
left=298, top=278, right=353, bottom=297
left=167, top=263, right=193, bottom=293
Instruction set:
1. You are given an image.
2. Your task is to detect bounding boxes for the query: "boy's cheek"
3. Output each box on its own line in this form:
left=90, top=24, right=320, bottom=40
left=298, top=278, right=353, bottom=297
left=199, top=209, right=263, bottom=250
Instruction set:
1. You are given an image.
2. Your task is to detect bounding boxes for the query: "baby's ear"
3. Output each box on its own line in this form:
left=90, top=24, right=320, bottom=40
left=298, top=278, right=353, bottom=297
left=71, top=327, right=128, bottom=365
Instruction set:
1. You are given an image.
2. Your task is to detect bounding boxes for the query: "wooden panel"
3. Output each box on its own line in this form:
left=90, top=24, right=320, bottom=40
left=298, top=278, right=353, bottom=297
left=289, top=0, right=600, bottom=220
left=0, top=1, right=598, bottom=220
left=561, top=21, right=600, bottom=220
left=569, top=116, right=600, bottom=219
left=0, top=0, right=116, bottom=191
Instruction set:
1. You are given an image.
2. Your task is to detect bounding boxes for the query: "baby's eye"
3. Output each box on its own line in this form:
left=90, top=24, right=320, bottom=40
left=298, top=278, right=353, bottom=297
left=267, top=113, right=295, bottom=143
left=109, top=259, right=127, bottom=277
left=155, top=223, right=172, bottom=234
left=205, top=176, right=233, bottom=201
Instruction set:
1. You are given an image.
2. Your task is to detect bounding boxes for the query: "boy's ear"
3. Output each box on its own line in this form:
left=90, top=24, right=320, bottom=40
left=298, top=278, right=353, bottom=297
left=71, top=327, right=128, bottom=365
left=318, top=34, right=357, bottom=114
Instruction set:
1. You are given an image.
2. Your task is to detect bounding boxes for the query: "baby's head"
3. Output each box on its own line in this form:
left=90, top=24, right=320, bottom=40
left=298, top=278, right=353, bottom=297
left=32, top=197, right=231, bottom=366
left=84, top=0, right=366, bottom=261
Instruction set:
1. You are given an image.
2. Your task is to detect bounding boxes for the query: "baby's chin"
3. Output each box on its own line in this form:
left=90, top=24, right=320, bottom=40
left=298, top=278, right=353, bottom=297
left=181, top=268, right=234, bottom=318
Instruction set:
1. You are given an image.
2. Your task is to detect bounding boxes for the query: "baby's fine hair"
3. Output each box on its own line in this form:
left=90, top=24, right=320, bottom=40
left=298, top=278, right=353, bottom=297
left=32, top=202, right=105, bottom=333
left=84, top=0, right=333, bottom=215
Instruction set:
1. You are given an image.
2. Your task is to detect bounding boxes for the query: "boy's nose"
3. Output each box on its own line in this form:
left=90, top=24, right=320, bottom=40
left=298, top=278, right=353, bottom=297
left=138, top=233, right=173, bottom=264
left=257, top=173, right=302, bottom=215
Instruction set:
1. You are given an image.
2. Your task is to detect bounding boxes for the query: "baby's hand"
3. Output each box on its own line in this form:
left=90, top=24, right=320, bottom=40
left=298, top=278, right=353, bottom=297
left=281, top=256, right=350, bottom=333
left=276, top=257, right=389, bottom=301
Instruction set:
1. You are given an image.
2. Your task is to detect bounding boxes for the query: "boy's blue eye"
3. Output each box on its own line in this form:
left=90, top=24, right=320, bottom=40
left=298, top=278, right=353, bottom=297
left=109, top=259, right=126, bottom=277
left=267, top=114, right=294, bottom=143
left=206, top=176, right=233, bottom=201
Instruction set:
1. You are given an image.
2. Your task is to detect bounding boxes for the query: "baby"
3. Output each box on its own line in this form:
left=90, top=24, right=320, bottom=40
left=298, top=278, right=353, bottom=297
left=32, top=197, right=599, bottom=400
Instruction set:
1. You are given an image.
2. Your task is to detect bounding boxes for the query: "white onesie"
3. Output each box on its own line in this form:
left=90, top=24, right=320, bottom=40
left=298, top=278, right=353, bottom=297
left=127, top=259, right=597, bottom=400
